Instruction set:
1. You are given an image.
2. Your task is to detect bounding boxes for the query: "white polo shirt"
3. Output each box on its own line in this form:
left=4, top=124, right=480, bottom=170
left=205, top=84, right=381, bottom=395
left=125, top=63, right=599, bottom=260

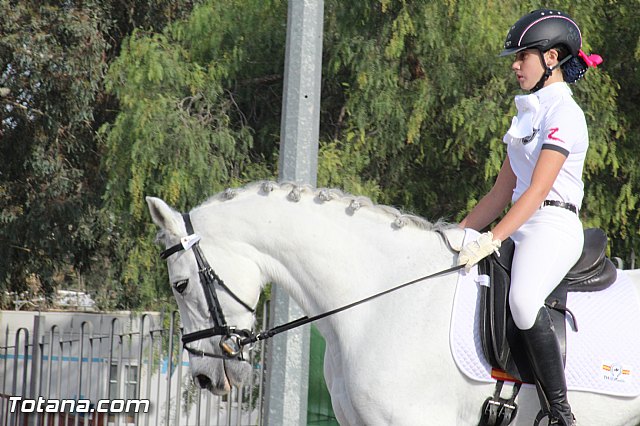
left=503, top=82, right=588, bottom=208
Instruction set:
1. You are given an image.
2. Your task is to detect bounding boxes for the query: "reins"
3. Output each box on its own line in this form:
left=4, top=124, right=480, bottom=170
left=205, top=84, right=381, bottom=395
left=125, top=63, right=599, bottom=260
left=160, top=212, right=464, bottom=360
left=239, top=264, right=464, bottom=348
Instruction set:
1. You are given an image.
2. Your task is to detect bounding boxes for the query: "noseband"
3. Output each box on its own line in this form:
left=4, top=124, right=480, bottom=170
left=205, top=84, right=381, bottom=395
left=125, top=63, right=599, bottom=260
left=160, top=213, right=255, bottom=360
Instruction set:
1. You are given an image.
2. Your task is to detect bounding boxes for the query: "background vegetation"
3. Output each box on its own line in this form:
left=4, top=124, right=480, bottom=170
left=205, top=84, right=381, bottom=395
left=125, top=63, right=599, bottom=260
left=2, top=0, right=639, bottom=310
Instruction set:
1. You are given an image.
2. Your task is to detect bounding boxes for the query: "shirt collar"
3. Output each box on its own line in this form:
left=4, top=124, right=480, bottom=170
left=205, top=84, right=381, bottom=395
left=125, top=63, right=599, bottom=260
left=534, top=82, right=572, bottom=104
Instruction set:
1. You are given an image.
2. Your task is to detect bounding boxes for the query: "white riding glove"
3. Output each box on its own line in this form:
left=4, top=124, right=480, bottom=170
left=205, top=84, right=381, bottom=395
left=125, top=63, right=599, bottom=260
left=457, top=231, right=502, bottom=272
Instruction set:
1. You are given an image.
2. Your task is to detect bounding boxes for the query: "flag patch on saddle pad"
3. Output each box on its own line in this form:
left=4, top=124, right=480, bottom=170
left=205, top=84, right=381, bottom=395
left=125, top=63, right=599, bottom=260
left=602, top=362, right=631, bottom=383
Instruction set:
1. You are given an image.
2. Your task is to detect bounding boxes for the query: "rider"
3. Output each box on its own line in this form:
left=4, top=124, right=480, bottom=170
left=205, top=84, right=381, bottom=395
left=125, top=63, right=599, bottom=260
left=457, top=9, right=602, bottom=426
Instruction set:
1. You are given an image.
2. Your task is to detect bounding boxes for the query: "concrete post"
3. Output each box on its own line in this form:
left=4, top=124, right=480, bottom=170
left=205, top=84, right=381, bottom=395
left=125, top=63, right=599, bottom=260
left=264, top=0, right=324, bottom=425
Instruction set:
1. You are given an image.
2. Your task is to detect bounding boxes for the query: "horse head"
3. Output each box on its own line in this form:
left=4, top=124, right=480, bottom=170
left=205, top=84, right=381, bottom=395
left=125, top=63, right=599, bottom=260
left=146, top=196, right=261, bottom=395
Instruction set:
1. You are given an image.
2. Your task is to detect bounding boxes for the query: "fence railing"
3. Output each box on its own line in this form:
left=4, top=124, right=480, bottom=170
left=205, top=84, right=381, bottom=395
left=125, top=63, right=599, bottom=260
left=0, top=306, right=268, bottom=426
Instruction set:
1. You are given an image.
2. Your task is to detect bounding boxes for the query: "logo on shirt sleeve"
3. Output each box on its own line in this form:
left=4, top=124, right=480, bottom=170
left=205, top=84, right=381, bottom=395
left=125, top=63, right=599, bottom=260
left=547, top=127, right=565, bottom=143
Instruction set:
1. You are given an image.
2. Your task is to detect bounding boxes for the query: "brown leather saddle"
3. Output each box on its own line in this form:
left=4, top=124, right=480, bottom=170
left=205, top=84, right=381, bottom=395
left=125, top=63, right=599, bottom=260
left=478, top=228, right=618, bottom=384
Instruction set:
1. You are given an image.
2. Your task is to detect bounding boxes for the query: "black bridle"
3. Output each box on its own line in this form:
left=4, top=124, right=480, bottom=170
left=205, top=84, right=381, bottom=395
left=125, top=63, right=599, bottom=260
left=160, top=213, right=464, bottom=361
left=160, top=213, right=255, bottom=361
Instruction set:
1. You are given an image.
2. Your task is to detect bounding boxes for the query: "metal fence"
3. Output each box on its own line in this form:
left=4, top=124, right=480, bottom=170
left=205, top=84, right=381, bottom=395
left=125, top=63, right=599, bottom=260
left=0, top=306, right=268, bottom=426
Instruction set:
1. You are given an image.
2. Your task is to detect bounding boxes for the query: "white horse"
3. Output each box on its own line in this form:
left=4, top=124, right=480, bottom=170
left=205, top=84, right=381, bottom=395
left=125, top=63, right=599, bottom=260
left=146, top=181, right=640, bottom=425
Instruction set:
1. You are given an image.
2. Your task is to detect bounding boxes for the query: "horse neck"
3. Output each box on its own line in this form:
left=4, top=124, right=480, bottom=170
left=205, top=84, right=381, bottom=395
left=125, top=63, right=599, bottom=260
left=195, top=189, right=452, bottom=317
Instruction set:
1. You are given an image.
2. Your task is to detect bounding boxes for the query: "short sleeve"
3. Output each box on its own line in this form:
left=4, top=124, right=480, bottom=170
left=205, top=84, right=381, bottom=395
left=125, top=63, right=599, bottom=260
left=540, top=103, right=587, bottom=157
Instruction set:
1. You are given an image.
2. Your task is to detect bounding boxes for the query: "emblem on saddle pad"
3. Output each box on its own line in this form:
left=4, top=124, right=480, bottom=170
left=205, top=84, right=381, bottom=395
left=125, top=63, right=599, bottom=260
left=602, top=362, right=631, bottom=383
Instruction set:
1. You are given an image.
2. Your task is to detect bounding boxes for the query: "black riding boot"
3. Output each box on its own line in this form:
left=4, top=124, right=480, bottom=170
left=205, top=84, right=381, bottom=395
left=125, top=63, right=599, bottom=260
left=520, top=307, right=575, bottom=426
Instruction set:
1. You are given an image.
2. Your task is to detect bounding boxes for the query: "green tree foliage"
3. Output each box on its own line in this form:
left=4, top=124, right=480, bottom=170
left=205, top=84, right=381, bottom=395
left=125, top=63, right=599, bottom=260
left=0, top=1, right=111, bottom=302
left=322, top=1, right=518, bottom=214
left=0, top=0, right=199, bottom=308
left=99, top=0, right=287, bottom=307
left=587, top=0, right=640, bottom=258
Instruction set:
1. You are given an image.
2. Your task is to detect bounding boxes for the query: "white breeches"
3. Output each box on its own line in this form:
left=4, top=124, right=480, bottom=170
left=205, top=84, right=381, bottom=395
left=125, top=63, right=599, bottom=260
left=509, top=206, right=584, bottom=330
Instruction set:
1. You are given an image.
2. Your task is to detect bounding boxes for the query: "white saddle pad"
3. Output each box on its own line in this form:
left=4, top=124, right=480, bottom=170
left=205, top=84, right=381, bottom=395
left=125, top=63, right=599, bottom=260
left=450, top=229, right=640, bottom=397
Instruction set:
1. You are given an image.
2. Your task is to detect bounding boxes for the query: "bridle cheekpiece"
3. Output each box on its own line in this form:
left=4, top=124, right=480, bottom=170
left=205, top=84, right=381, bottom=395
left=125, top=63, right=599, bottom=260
left=160, top=213, right=255, bottom=360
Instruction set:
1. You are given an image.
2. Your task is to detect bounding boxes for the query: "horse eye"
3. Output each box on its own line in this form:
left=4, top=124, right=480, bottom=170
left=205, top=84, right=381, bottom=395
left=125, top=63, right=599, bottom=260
left=173, top=279, right=189, bottom=294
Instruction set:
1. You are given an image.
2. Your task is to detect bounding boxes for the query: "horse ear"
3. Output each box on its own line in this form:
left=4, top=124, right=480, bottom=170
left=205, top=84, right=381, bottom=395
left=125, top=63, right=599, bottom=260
left=146, top=196, right=183, bottom=235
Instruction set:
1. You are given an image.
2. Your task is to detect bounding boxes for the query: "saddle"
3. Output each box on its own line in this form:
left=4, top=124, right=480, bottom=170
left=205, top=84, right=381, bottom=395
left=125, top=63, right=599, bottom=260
left=478, top=228, right=618, bottom=384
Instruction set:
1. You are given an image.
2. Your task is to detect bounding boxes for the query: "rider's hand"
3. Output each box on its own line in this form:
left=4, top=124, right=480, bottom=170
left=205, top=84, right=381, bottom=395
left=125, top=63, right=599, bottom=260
left=457, top=231, right=501, bottom=272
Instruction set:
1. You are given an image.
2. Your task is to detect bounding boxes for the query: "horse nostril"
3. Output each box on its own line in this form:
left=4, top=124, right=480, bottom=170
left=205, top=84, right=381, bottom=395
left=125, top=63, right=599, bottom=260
left=196, top=374, right=212, bottom=389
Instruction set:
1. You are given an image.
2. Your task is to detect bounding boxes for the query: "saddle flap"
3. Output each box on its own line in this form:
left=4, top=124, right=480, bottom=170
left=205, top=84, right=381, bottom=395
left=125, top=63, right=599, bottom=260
left=478, top=258, right=511, bottom=370
left=479, top=255, right=568, bottom=384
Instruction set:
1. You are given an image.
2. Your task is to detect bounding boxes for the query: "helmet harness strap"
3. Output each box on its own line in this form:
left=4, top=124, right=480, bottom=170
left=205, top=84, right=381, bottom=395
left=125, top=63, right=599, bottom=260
left=531, top=49, right=574, bottom=92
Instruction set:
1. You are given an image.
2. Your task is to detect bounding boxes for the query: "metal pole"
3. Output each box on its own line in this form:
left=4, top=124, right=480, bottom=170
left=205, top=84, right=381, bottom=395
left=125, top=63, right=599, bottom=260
left=204, top=391, right=212, bottom=426
left=265, top=1, right=324, bottom=425
left=144, top=327, right=154, bottom=426
left=277, top=1, right=323, bottom=186
left=154, top=331, right=162, bottom=426
left=195, top=388, right=201, bottom=426
left=256, top=301, right=268, bottom=425
left=107, top=319, right=120, bottom=426
left=79, top=322, right=93, bottom=426
left=86, top=332, right=94, bottom=426
left=29, top=315, right=43, bottom=426
left=136, top=315, right=148, bottom=426
left=12, top=328, right=29, bottom=426
left=55, top=332, right=63, bottom=426
left=35, top=334, right=45, bottom=426
left=174, top=333, right=183, bottom=426
left=43, top=325, right=58, bottom=426
left=2, top=327, right=8, bottom=426
left=165, top=312, right=177, bottom=426
left=75, top=322, right=92, bottom=426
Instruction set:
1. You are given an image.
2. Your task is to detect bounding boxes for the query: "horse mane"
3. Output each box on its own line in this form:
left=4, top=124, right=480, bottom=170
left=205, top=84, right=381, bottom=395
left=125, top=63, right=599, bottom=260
left=198, top=181, right=453, bottom=232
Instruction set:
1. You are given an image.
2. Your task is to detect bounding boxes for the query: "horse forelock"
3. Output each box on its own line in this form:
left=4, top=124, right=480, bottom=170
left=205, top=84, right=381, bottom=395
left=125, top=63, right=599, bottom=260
left=194, top=181, right=453, bottom=232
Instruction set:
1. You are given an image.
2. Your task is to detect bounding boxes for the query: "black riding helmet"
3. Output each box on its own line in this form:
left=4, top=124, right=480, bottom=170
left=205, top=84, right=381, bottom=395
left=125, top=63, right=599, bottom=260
left=500, top=9, right=582, bottom=58
left=500, top=9, right=596, bottom=91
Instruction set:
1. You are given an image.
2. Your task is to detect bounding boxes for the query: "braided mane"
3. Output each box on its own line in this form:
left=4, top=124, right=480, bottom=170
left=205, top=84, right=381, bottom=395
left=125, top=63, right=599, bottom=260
left=199, top=181, right=452, bottom=232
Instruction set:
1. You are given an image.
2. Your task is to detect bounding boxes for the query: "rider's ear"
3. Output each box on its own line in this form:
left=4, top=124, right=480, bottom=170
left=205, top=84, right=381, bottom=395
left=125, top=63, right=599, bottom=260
left=146, top=196, right=183, bottom=235
left=545, top=48, right=559, bottom=67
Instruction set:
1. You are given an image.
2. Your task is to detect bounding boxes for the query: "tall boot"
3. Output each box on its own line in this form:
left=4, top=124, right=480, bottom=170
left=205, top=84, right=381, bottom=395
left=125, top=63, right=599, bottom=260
left=520, top=307, right=575, bottom=426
